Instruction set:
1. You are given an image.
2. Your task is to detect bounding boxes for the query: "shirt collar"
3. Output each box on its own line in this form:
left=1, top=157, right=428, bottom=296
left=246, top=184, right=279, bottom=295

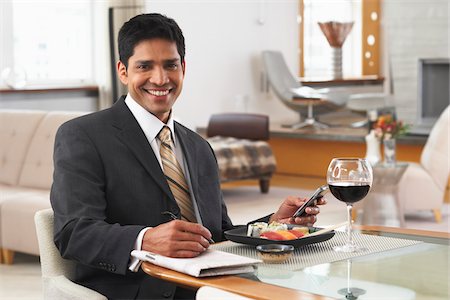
left=124, top=93, right=177, bottom=145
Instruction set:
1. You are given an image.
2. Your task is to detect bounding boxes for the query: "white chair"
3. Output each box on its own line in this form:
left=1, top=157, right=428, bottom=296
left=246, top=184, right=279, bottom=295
left=262, top=51, right=345, bottom=130
left=196, top=286, right=253, bottom=300
left=262, top=50, right=386, bottom=129
left=34, top=209, right=107, bottom=300
left=397, top=105, right=450, bottom=222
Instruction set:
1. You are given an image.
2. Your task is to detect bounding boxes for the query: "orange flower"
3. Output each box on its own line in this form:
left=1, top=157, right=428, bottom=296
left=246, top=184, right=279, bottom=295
left=373, top=115, right=409, bottom=140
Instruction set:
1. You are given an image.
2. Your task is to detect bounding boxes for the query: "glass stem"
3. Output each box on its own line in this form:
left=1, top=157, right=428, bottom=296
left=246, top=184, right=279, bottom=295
left=346, top=204, right=353, bottom=246
left=347, top=259, right=351, bottom=293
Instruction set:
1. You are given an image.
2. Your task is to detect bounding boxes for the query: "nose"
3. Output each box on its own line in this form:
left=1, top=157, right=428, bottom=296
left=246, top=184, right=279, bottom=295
left=149, top=67, right=169, bottom=86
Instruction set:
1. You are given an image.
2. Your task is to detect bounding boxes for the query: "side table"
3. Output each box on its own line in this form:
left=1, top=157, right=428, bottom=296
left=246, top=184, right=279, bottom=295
left=362, top=162, right=409, bottom=227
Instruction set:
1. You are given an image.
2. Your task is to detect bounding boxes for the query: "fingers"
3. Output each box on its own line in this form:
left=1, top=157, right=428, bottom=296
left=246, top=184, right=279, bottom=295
left=142, top=220, right=212, bottom=258
left=172, top=220, right=213, bottom=242
left=316, top=197, right=327, bottom=205
left=305, top=206, right=320, bottom=215
left=293, top=215, right=317, bottom=226
left=174, top=229, right=211, bottom=249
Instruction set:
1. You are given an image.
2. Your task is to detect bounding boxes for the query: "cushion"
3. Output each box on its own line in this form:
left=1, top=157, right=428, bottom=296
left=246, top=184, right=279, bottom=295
left=18, top=111, right=86, bottom=189
left=207, top=136, right=276, bottom=182
left=397, top=162, right=444, bottom=212
left=0, top=189, right=51, bottom=255
left=420, top=105, right=449, bottom=191
left=0, top=110, right=46, bottom=185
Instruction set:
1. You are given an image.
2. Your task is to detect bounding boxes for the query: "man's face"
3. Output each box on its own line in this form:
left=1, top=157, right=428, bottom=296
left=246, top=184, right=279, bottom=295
left=117, top=39, right=185, bottom=123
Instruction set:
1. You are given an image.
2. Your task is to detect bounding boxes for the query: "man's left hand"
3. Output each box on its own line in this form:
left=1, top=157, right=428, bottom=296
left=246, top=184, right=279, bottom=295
left=270, top=195, right=326, bottom=226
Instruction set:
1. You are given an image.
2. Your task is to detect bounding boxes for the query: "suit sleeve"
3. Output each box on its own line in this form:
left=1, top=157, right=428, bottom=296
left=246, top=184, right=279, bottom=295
left=50, top=121, right=145, bottom=275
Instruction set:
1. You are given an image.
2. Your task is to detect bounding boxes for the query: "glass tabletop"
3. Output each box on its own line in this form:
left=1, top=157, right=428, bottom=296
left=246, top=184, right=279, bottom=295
left=253, top=228, right=449, bottom=300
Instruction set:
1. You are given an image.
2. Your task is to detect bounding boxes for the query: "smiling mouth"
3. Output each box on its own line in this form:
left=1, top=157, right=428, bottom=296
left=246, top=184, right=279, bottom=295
left=143, top=88, right=171, bottom=97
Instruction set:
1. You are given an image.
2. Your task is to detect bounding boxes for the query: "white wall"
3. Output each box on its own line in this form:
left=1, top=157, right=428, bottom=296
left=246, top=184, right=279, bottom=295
left=146, top=0, right=449, bottom=129
left=3, top=1, right=447, bottom=128
left=146, top=0, right=300, bottom=130
left=383, top=0, right=449, bottom=124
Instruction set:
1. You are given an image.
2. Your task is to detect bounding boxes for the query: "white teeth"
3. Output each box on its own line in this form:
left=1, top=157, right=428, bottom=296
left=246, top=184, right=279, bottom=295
left=146, top=89, right=169, bottom=96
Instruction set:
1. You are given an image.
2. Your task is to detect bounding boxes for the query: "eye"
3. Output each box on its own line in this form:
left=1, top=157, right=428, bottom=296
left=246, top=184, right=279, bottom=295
left=137, top=64, right=149, bottom=70
left=165, top=63, right=178, bottom=70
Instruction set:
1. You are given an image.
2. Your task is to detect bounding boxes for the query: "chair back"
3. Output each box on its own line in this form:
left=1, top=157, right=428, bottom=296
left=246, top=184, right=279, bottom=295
left=261, top=51, right=342, bottom=118
left=34, top=209, right=76, bottom=279
left=420, top=105, right=450, bottom=191
left=262, top=50, right=300, bottom=103
left=207, top=113, right=269, bottom=141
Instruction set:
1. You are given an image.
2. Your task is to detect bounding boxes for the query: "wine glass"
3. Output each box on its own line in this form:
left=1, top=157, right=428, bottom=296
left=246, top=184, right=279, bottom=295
left=337, top=260, right=366, bottom=300
left=327, top=158, right=373, bottom=252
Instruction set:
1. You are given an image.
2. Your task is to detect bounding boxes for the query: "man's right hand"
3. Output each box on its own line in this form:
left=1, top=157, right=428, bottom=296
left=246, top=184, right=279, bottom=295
left=141, top=220, right=212, bottom=258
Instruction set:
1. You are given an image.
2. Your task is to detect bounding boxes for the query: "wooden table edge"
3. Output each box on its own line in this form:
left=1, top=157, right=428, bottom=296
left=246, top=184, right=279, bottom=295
left=354, top=225, right=450, bottom=239
left=141, top=262, right=331, bottom=300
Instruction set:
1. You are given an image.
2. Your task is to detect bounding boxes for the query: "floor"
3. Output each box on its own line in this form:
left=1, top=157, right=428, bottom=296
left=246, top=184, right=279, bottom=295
left=0, top=174, right=448, bottom=300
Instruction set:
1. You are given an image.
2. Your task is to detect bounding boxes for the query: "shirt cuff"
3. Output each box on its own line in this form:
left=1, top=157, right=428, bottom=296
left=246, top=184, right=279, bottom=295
left=128, top=227, right=151, bottom=272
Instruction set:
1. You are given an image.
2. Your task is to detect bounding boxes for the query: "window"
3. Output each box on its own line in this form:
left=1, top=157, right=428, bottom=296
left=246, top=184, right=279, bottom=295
left=302, top=0, right=362, bottom=78
left=300, top=0, right=381, bottom=79
left=1, top=0, right=93, bottom=87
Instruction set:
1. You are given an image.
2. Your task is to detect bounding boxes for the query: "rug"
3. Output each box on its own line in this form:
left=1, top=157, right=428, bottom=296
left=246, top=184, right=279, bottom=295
left=222, top=186, right=450, bottom=233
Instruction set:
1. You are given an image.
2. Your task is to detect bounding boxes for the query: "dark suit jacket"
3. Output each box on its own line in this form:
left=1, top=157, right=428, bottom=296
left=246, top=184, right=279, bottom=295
left=50, top=97, right=234, bottom=299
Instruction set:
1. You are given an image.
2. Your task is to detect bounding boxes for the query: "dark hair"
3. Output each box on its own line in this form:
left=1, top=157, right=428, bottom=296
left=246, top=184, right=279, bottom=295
left=118, top=13, right=185, bottom=68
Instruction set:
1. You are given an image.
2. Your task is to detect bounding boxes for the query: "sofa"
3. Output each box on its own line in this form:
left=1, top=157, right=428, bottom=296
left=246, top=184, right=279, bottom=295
left=0, top=110, right=276, bottom=264
left=0, top=110, right=86, bottom=264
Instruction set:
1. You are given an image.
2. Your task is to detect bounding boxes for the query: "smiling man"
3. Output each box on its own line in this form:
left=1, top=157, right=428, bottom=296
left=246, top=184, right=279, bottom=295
left=117, top=38, right=184, bottom=123
left=50, top=13, right=324, bottom=300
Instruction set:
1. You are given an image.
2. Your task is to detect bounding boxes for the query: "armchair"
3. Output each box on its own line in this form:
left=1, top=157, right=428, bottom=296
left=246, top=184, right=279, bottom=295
left=262, top=50, right=387, bottom=129
left=34, top=209, right=107, bottom=300
left=206, top=113, right=276, bottom=193
left=397, top=105, right=449, bottom=222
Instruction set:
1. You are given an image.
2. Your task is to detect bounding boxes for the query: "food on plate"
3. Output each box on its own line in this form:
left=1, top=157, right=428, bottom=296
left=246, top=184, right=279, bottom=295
left=246, top=221, right=310, bottom=240
left=266, top=221, right=288, bottom=232
left=260, top=229, right=307, bottom=240
left=246, top=222, right=268, bottom=237
left=291, top=226, right=309, bottom=236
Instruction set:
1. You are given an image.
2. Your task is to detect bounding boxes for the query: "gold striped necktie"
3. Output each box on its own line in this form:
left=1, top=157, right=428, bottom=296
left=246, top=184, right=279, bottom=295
left=158, top=126, right=197, bottom=222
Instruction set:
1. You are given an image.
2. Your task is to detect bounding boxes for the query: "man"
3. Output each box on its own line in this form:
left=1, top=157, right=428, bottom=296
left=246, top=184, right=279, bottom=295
left=50, top=13, right=324, bottom=300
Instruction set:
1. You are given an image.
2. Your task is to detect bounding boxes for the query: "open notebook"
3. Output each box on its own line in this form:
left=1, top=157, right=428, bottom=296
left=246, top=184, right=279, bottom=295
left=132, top=249, right=261, bottom=277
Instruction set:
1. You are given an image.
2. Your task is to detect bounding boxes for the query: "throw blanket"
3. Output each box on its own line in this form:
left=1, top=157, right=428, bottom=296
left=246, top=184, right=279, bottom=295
left=207, top=136, right=277, bottom=182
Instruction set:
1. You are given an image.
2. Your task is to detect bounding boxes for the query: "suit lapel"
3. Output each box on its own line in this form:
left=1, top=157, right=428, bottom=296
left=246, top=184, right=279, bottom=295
left=111, top=98, right=173, bottom=200
left=174, top=122, right=199, bottom=199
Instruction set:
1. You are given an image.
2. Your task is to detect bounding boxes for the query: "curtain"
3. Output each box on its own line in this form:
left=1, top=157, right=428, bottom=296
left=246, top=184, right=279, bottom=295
left=93, top=0, right=145, bottom=110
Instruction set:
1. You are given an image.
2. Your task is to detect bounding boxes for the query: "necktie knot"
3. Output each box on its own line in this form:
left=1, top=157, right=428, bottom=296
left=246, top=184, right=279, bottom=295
left=158, top=126, right=172, bottom=145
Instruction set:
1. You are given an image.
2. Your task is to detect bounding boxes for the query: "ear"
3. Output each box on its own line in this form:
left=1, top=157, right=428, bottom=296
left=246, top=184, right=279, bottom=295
left=181, top=60, right=186, bottom=76
left=117, top=61, right=128, bottom=85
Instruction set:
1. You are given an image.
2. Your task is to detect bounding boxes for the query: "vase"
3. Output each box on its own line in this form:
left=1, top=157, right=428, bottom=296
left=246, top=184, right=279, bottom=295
left=365, top=130, right=381, bottom=166
left=317, top=21, right=354, bottom=79
left=383, top=138, right=396, bottom=166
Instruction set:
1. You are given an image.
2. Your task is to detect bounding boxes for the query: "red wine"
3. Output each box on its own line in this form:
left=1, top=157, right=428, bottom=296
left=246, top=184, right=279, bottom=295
left=329, top=183, right=370, bottom=204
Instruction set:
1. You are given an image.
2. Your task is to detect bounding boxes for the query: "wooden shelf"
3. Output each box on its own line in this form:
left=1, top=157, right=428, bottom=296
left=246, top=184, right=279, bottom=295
left=0, top=85, right=99, bottom=96
left=300, top=76, right=384, bottom=87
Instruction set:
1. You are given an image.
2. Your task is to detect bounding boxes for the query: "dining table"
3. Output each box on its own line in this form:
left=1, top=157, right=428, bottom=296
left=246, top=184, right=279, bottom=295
left=142, top=225, right=450, bottom=300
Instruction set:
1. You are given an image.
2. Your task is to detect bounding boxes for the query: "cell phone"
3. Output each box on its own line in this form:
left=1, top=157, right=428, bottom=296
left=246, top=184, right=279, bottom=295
left=291, top=185, right=328, bottom=219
